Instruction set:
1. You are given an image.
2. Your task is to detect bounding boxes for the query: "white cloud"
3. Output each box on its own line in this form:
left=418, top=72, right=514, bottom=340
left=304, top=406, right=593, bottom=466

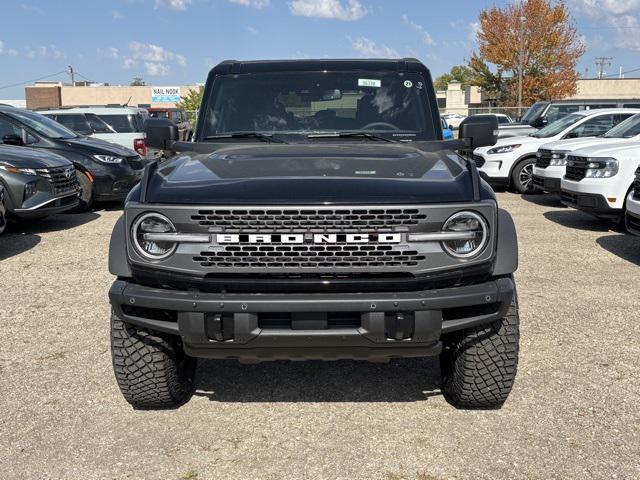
left=112, top=10, right=125, bottom=20
left=98, top=47, right=120, bottom=59
left=290, top=0, right=367, bottom=21
left=245, top=26, right=259, bottom=34
left=26, top=45, right=65, bottom=59
left=351, top=36, right=399, bottom=57
left=468, top=21, right=480, bottom=43
left=571, top=0, right=640, bottom=51
left=154, top=0, right=192, bottom=10
left=0, top=40, right=18, bottom=57
left=120, top=41, right=187, bottom=76
left=401, top=14, right=435, bottom=46
left=20, top=3, right=44, bottom=14
left=229, top=0, right=270, bottom=8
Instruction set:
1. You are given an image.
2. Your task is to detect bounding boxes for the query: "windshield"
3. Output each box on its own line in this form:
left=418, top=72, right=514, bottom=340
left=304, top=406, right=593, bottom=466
left=200, top=71, right=437, bottom=141
left=10, top=110, right=78, bottom=139
left=603, top=113, right=640, bottom=138
left=530, top=113, right=583, bottom=138
left=521, top=102, right=548, bottom=124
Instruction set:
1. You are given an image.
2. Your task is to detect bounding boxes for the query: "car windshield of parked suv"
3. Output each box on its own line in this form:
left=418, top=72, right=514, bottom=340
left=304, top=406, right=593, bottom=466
left=9, top=109, right=78, bottom=139
left=530, top=113, right=583, bottom=138
left=200, top=71, right=437, bottom=141
left=602, top=113, right=640, bottom=138
left=520, top=102, right=548, bottom=124
left=98, top=114, right=144, bottom=133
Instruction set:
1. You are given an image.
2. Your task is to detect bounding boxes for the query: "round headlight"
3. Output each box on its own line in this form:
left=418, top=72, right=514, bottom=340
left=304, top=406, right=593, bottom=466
left=441, top=211, right=489, bottom=258
left=132, top=213, right=177, bottom=260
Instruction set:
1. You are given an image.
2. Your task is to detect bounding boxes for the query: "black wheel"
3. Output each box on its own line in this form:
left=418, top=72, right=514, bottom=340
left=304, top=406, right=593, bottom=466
left=440, top=292, right=520, bottom=409
left=70, top=170, right=94, bottom=212
left=511, top=159, right=537, bottom=194
left=110, top=312, right=196, bottom=409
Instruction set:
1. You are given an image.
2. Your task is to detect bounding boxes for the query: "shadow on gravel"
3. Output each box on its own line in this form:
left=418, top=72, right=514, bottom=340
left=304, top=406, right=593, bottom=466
left=91, top=201, right=124, bottom=213
left=9, top=211, right=100, bottom=235
left=193, top=357, right=441, bottom=403
left=543, top=211, right=625, bottom=233
left=597, top=234, right=640, bottom=266
left=521, top=193, right=565, bottom=208
left=0, top=233, right=41, bottom=261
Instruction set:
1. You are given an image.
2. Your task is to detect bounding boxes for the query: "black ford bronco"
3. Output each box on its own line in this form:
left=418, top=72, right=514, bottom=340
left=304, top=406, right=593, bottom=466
left=109, top=59, right=519, bottom=410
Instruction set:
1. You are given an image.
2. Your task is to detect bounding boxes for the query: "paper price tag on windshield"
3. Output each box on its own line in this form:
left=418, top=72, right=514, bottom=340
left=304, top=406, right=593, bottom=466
left=358, top=78, right=381, bottom=88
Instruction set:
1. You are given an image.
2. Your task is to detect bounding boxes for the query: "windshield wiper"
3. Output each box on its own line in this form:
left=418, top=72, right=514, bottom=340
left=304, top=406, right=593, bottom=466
left=203, top=132, right=287, bottom=143
left=307, top=131, right=396, bottom=143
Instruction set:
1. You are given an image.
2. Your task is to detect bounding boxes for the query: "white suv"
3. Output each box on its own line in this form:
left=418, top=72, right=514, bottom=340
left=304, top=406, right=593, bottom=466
left=625, top=168, right=640, bottom=235
left=532, top=113, right=640, bottom=193
left=473, top=108, right=639, bottom=193
left=561, top=142, right=640, bottom=222
left=40, top=106, right=154, bottom=160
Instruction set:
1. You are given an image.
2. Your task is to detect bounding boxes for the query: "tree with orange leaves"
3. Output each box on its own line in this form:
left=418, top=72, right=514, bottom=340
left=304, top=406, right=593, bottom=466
left=470, top=0, right=585, bottom=108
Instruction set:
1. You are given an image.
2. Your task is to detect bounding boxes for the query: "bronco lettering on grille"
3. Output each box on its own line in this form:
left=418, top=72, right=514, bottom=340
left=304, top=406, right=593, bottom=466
left=215, top=233, right=402, bottom=244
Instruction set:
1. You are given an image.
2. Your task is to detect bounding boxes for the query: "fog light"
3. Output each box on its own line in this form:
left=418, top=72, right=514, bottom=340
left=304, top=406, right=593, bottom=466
left=441, top=211, right=489, bottom=258
left=24, top=181, right=38, bottom=201
left=132, top=213, right=177, bottom=260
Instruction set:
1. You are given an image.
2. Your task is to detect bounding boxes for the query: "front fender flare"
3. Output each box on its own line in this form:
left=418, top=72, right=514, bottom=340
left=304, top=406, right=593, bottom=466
left=493, top=208, right=518, bottom=275
left=109, top=215, right=132, bottom=278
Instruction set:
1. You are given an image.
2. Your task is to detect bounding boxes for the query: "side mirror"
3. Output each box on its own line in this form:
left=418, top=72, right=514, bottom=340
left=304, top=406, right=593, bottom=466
left=2, top=134, right=24, bottom=146
left=144, top=118, right=179, bottom=150
left=458, top=116, right=498, bottom=149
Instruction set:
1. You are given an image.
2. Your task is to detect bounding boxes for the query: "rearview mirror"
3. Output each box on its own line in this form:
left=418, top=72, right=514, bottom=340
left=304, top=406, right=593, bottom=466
left=2, top=134, right=24, bottom=146
left=458, top=116, right=498, bottom=149
left=144, top=118, right=179, bottom=150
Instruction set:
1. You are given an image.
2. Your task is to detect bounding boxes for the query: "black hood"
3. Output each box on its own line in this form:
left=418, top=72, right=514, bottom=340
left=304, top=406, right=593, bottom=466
left=0, top=145, right=72, bottom=168
left=61, top=136, right=137, bottom=157
left=145, top=143, right=487, bottom=205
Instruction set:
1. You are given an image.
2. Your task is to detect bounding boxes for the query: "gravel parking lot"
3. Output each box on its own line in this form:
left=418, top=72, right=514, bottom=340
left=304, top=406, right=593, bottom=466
left=1, top=192, right=639, bottom=480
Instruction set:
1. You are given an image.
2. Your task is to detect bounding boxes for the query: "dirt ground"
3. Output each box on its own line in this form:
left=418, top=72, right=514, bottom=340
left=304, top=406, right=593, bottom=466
left=1, top=192, right=638, bottom=480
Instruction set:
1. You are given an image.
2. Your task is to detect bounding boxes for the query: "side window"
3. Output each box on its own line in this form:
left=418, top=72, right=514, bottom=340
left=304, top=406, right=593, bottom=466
left=614, top=113, right=634, bottom=126
left=173, top=111, right=182, bottom=122
left=545, top=105, right=580, bottom=124
left=0, top=117, right=36, bottom=145
left=568, top=114, right=616, bottom=138
left=55, top=114, right=92, bottom=135
left=497, top=116, right=509, bottom=124
left=86, top=114, right=114, bottom=134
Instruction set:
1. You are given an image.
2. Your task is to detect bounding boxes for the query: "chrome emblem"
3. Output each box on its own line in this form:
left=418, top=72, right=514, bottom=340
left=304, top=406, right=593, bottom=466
left=64, top=168, right=74, bottom=179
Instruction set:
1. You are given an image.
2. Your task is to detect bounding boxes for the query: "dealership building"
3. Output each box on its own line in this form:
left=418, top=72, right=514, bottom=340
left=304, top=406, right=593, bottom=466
left=25, top=82, right=202, bottom=110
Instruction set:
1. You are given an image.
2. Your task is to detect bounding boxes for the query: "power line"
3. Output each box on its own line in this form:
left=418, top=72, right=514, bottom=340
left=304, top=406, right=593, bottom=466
left=0, top=70, right=69, bottom=91
left=605, top=66, right=640, bottom=78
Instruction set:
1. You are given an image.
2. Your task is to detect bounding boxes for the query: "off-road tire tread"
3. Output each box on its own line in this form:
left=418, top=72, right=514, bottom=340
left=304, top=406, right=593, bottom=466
left=440, top=294, right=519, bottom=409
left=110, top=313, right=196, bottom=409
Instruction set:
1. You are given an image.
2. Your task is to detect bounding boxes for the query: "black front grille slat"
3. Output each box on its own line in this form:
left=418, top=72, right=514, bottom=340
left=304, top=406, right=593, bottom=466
left=35, top=166, right=79, bottom=195
left=535, top=149, right=552, bottom=168
left=565, top=155, right=588, bottom=182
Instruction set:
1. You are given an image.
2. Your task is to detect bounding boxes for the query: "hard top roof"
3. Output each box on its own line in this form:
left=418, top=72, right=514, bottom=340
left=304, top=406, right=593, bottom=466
left=209, top=58, right=429, bottom=75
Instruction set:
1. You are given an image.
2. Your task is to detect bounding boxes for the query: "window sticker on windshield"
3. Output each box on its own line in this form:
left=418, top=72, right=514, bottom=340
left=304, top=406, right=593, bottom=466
left=358, top=78, right=381, bottom=88
left=403, top=80, right=413, bottom=88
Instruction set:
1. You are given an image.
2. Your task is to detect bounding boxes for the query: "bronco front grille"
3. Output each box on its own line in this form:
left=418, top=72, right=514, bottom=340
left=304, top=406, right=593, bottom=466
left=565, top=156, right=587, bottom=182
left=193, top=244, right=426, bottom=269
left=535, top=149, right=551, bottom=168
left=633, top=168, right=640, bottom=200
left=190, top=208, right=428, bottom=233
left=35, top=166, right=79, bottom=195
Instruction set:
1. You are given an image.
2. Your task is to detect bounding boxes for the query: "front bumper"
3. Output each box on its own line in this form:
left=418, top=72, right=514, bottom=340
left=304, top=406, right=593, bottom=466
left=90, top=159, right=144, bottom=202
left=560, top=188, right=621, bottom=219
left=109, top=276, right=515, bottom=362
left=532, top=174, right=561, bottom=192
left=12, top=192, right=80, bottom=219
left=625, top=192, right=640, bottom=235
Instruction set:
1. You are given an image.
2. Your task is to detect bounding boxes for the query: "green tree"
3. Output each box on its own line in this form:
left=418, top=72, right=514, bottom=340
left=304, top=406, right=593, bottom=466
left=434, top=65, right=473, bottom=91
left=177, top=87, right=204, bottom=127
left=130, top=77, right=146, bottom=86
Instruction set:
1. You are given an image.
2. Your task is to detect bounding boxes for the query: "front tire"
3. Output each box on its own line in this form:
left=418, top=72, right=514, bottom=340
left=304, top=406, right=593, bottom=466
left=440, top=293, right=520, bottom=409
left=110, top=312, right=196, bottom=409
left=511, top=159, right=536, bottom=194
left=71, top=171, right=94, bottom=212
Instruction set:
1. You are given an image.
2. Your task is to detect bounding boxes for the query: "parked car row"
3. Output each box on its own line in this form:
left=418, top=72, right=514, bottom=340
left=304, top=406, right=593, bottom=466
left=472, top=108, right=640, bottom=236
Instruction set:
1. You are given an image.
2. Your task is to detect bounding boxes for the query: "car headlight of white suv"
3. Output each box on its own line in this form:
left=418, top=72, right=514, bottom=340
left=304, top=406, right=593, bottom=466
left=549, top=152, right=568, bottom=166
left=487, top=144, right=521, bottom=155
left=585, top=158, right=618, bottom=178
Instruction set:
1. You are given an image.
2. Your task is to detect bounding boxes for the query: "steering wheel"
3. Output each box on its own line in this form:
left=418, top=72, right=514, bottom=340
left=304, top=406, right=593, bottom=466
left=361, top=122, right=400, bottom=131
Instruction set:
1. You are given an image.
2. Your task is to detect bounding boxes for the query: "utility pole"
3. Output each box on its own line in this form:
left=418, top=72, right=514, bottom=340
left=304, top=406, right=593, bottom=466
left=68, top=65, right=75, bottom=85
left=594, top=57, right=612, bottom=79
left=517, top=15, right=526, bottom=118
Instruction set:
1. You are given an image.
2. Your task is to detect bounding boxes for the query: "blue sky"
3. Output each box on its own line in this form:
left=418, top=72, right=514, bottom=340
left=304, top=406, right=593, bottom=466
left=1, top=0, right=639, bottom=99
